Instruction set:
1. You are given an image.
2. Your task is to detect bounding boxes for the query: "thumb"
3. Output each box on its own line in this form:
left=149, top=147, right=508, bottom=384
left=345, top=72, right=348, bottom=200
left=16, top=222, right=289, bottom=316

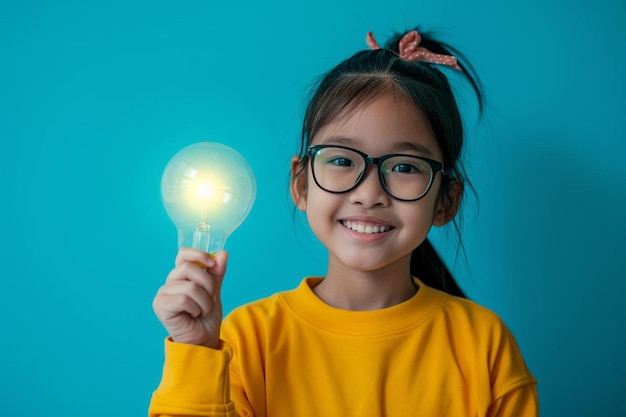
left=208, top=250, right=229, bottom=288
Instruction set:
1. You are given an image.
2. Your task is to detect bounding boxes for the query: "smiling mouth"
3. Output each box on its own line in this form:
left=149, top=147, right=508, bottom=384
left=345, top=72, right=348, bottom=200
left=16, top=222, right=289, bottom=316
left=341, top=220, right=393, bottom=234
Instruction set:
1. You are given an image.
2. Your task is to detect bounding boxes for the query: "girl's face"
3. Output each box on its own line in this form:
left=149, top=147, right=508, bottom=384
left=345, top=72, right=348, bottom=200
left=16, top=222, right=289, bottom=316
left=292, top=92, right=454, bottom=275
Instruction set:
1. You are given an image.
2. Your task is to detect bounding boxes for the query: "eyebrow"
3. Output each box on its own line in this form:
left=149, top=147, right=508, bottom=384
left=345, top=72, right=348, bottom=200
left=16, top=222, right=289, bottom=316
left=318, top=136, right=436, bottom=157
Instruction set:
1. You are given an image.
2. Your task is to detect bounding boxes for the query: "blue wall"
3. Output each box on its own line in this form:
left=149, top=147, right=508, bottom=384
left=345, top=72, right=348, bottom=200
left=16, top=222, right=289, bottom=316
left=1, top=1, right=624, bottom=415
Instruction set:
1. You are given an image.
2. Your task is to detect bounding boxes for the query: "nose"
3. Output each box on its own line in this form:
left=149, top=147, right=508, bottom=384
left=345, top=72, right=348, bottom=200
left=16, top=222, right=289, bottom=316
left=348, top=165, right=390, bottom=208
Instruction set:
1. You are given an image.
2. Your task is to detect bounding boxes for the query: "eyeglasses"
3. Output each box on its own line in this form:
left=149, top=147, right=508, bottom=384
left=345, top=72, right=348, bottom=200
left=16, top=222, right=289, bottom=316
left=307, top=144, right=445, bottom=202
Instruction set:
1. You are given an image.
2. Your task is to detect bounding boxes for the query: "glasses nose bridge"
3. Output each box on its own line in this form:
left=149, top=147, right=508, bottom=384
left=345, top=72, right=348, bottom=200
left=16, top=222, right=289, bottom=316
left=362, top=154, right=383, bottom=173
left=355, top=153, right=387, bottom=191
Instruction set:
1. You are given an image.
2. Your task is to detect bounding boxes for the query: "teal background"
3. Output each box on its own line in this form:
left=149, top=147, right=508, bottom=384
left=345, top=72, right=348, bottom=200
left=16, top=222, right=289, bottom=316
left=1, top=0, right=624, bottom=415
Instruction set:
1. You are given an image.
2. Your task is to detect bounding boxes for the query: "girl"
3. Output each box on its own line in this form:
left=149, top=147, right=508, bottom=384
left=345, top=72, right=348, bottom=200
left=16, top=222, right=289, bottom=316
left=150, top=27, right=538, bottom=417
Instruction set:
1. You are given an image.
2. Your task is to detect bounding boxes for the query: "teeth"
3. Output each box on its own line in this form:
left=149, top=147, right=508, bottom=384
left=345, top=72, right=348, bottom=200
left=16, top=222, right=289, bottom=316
left=342, top=221, right=390, bottom=234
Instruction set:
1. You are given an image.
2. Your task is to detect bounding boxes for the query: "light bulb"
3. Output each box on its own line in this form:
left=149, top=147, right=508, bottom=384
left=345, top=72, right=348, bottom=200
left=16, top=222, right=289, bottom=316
left=161, top=142, right=256, bottom=253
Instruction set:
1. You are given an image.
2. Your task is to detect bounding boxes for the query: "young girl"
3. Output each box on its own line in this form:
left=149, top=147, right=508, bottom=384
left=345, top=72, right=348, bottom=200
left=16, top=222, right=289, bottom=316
left=150, top=27, right=538, bottom=417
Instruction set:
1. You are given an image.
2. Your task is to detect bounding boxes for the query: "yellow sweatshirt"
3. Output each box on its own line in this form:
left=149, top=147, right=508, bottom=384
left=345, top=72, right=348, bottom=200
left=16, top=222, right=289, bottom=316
left=150, top=278, right=538, bottom=416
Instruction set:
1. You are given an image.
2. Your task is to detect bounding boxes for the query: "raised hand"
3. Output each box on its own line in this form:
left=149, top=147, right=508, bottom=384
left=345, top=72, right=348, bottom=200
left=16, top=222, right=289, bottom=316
left=153, top=248, right=228, bottom=349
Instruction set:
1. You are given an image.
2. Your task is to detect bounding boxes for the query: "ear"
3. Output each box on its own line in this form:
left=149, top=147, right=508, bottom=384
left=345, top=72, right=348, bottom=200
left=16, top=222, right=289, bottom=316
left=433, top=179, right=463, bottom=227
left=290, top=155, right=308, bottom=211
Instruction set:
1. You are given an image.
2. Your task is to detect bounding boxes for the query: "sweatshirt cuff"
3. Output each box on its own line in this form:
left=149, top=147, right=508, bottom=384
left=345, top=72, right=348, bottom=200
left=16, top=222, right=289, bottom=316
left=153, top=337, right=233, bottom=406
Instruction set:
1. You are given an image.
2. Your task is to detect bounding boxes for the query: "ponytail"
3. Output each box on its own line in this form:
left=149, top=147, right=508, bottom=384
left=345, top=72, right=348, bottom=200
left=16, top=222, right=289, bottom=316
left=410, top=239, right=467, bottom=298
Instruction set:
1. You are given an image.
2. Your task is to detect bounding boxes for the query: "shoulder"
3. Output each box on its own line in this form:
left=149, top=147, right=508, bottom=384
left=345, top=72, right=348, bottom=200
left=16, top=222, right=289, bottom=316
left=420, top=282, right=511, bottom=336
left=440, top=291, right=521, bottom=353
left=428, top=288, right=537, bottom=395
left=221, top=280, right=310, bottom=342
left=419, top=282, right=531, bottom=363
left=224, top=277, right=322, bottom=323
left=223, top=291, right=286, bottom=328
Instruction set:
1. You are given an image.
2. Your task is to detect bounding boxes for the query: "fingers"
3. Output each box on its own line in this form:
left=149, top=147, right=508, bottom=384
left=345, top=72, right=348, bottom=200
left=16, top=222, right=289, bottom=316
left=167, top=260, right=218, bottom=294
left=154, top=293, right=203, bottom=321
left=175, top=247, right=216, bottom=268
left=156, top=248, right=229, bottom=319
left=156, top=279, right=214, bottom=318
left=174, top=247, right=228, bottom=282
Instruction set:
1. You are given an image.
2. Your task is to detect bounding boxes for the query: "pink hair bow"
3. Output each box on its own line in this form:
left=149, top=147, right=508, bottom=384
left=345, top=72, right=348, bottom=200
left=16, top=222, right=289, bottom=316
left=366, top=30, right=462, bottom=71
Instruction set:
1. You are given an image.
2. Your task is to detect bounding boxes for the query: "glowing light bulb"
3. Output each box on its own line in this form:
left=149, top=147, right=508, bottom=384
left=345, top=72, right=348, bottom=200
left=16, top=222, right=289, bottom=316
left=161, top=142, right=256, bottom=253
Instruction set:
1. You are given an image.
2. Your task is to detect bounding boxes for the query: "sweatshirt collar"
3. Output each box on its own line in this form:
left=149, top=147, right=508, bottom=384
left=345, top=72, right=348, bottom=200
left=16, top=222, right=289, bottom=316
left=278, top=277, right=447, bottom=337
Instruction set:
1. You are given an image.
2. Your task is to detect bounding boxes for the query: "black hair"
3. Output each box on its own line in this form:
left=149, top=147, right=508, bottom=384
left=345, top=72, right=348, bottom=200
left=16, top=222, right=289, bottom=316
left=293, top=27, right=483, bottom=298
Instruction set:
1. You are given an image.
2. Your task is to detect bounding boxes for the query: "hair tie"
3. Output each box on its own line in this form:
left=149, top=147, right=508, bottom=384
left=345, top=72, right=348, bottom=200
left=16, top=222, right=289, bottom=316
left=366, top=30, right=462, bottom=71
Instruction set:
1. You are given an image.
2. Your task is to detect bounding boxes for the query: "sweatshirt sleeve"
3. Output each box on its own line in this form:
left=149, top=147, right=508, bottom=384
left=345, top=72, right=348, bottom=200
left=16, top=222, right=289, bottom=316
left=485, top=316, right=539, bottom=417
left=148, top=338, right=239, bottom=417
left=487, top=383, right=540, bottom=417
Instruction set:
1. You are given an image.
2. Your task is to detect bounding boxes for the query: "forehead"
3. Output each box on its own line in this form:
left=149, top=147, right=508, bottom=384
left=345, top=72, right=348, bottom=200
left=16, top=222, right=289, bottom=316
left=312, top=91, right=441, bottom=159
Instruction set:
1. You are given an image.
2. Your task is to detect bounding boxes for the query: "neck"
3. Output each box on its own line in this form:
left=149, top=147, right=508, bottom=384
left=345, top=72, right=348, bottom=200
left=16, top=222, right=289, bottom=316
left=314, top=254, right=417, bottom=311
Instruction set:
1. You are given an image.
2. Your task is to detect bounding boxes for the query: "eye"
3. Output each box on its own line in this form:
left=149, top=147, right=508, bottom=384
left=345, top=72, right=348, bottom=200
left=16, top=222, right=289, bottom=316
left=327, top=157, right=355, bottom=167
left=391, top=161, right=425, bottom=174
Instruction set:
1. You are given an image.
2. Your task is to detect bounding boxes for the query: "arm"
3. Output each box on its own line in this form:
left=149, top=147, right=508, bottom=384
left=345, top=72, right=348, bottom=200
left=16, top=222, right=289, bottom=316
left=485, top=315, right=539, bottom=417
left=149, top=249, right=245, bottom=416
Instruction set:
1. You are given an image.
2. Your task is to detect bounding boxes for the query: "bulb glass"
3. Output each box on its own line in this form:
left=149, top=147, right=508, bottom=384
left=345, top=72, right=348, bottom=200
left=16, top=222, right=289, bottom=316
left=161, top=142, right=256, bottom=253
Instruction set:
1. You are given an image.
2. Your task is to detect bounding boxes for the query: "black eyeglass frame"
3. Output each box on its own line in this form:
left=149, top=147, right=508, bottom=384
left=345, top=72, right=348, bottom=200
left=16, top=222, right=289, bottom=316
left=306, top=144, right=446, bottom=202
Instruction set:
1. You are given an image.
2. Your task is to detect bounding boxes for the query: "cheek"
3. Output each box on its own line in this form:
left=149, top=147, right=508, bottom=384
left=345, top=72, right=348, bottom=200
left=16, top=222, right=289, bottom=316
left=303, top=188, right=335, bottom=241
left=401, top=194, right=441, bottom=228
left=407, top=203, right=437, bottom=225
left=303, top=185, right=342, bottom=226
